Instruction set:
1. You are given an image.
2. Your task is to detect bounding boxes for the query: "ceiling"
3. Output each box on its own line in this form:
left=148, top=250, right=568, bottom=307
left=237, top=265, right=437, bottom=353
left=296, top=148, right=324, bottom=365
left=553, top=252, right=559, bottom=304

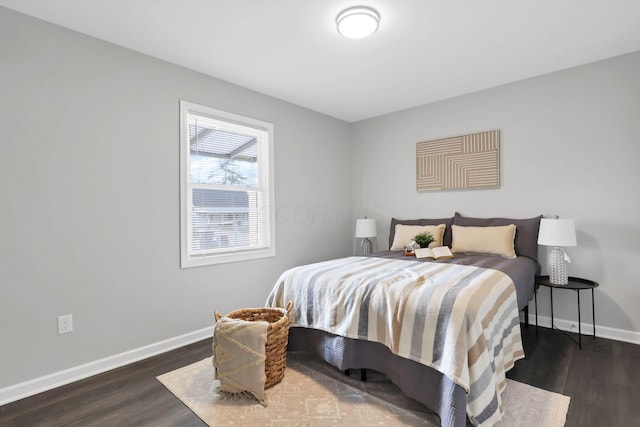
left=2, top=1, right=640, bottom=122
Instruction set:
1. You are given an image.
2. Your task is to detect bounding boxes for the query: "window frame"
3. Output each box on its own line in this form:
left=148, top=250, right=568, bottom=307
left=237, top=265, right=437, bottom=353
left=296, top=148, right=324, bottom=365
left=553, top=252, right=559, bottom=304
left=179, top=101, right=275, bottom=268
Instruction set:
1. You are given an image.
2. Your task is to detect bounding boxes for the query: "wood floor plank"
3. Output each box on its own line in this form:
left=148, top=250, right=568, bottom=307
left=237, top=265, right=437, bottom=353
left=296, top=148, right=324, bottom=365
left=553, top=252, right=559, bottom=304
left=1, top=326, right=639, bottom=426
left=509, top=326, right=640, bottom=427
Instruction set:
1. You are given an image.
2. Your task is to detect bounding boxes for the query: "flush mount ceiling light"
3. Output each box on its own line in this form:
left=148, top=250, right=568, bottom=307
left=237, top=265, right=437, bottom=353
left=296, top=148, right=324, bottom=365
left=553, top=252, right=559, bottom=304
left=336, top=6, right=380, bottom=39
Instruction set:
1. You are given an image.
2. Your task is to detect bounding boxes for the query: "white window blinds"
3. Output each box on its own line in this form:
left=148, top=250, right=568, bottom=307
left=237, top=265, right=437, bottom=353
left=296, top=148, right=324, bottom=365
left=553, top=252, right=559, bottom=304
left=180, top=101, right=275, bottom=267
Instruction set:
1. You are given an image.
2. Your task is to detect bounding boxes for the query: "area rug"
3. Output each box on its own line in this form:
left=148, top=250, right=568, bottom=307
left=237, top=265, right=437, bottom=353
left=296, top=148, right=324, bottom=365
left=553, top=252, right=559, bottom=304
left=157, top=353, right=570, bottom=426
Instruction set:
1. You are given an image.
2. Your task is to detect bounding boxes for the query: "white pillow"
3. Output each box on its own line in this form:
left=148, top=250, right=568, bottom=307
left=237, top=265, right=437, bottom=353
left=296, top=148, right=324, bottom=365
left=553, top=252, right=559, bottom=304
left=450, top=224, right=516, bottom=258
left=390, top=224, right=446, bottom=250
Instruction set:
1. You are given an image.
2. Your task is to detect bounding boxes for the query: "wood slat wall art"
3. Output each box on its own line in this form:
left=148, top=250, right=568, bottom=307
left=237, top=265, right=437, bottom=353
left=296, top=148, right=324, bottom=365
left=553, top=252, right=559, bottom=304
left=416, top=129, right=500, bottom=191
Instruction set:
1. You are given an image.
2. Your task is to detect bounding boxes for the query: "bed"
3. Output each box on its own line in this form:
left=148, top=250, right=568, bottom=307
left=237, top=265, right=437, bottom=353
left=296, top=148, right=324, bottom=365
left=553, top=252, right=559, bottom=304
left=266, top=213, right=542, bottom=427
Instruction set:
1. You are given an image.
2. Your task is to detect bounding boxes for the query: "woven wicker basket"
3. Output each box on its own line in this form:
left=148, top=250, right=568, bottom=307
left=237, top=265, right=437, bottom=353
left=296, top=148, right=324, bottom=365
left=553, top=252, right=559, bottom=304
left=215, top=301, right=293, bottom=389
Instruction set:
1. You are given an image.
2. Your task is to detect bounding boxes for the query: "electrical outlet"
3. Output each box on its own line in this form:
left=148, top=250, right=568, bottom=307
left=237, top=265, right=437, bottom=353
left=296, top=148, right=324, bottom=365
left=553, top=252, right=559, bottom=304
left=58, top=314, right=73, bottom=335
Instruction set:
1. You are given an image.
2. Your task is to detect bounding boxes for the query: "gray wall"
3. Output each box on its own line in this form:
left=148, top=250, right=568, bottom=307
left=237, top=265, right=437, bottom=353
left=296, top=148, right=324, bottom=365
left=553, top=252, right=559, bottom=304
left=351, top=51, right=640, bottom=337
left=0, top=7, right=352, bottom=388
left=2, top=5, right=639, bottom=394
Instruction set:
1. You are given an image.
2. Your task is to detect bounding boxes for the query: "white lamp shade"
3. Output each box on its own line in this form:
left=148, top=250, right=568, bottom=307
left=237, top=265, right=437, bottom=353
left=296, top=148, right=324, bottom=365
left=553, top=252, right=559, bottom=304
left=537, top=218, right=577, bottom=247
left=355, top=218, right=376, bottom=238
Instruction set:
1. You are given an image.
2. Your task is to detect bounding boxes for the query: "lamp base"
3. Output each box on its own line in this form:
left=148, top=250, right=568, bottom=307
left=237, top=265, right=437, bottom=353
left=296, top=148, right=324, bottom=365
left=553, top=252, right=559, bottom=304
left=548, top=246, right=568, bottom=285
left=361, top=238, right=372, bottom=255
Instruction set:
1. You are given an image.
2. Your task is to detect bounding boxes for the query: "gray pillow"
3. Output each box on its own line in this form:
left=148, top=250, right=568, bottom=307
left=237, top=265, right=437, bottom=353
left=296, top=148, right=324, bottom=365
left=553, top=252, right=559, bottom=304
left=453, top=212, right=542, bottom=261
left=389, top=217, right=454, bottom=249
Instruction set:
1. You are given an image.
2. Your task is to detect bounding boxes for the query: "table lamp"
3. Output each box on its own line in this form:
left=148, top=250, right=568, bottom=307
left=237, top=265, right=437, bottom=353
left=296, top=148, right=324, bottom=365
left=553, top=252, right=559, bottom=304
left=537, top=218, right=577, bottom=285
left=355, top=218, right=376, bottom=255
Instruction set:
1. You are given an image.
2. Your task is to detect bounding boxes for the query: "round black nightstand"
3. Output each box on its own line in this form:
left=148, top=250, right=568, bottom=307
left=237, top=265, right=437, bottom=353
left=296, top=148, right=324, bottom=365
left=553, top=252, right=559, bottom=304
left=534, top=276, right=599, bottom=349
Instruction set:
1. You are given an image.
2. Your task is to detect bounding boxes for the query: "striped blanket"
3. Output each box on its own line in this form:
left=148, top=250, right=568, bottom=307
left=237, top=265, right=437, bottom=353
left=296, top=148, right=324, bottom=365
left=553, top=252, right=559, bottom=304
left=266, top=256, right=524, bottom=426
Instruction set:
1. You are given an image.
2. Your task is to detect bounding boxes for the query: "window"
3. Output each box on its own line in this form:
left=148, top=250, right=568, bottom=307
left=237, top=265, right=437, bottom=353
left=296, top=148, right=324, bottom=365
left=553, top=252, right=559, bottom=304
left=180, top=101, right=275, bottom=267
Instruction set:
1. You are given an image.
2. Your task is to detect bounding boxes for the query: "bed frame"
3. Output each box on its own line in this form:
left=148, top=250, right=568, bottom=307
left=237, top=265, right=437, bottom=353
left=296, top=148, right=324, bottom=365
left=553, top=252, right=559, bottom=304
left=288, top=327, right=468, bottom=427
left=280, top=213, right=542, bottom=426
left=288, top=303, right=531, bottom=427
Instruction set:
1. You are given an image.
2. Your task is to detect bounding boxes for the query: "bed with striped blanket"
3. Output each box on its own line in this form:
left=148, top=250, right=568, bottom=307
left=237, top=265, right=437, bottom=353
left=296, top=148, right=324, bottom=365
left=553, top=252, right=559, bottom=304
left=267, top=254, right=536, bottom=427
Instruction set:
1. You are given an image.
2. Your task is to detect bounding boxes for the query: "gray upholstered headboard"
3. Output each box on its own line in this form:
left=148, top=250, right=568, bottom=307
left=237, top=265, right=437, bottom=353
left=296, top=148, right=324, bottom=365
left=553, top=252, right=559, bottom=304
left=388, top=213, right=542, bottom=261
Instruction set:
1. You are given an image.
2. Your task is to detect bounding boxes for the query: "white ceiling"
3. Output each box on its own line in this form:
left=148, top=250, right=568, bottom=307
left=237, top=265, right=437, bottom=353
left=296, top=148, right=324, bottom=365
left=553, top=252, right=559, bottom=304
left=2, top=0, right=640, bottom=122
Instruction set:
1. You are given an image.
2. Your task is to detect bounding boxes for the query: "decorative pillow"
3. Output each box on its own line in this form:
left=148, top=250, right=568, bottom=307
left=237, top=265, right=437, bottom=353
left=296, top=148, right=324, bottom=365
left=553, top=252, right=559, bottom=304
left=451, top=224, right=517, bottom=258
left=453, top=212, right=542, bottom=261
left=389, top=217, right=454, bottom=248
left=390, top=224, right=446, bottom=250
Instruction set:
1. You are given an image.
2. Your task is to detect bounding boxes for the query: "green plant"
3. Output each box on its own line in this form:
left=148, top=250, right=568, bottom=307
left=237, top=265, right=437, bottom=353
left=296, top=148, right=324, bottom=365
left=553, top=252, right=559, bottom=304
left=414, top=232, right=435, bottom=248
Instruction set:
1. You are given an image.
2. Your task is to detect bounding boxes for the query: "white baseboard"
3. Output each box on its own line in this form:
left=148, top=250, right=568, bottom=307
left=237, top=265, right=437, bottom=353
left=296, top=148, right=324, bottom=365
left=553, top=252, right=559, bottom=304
left=0, top=326, right=214, bottom=406
left=522, top=312, right=640, bottom=345
left=2, top=316, right=638, bottom=407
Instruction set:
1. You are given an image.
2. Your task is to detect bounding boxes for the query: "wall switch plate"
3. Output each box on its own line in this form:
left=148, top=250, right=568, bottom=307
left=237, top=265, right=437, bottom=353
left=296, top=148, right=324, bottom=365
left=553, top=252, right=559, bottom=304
left=58, top=314, right=73, bottom=335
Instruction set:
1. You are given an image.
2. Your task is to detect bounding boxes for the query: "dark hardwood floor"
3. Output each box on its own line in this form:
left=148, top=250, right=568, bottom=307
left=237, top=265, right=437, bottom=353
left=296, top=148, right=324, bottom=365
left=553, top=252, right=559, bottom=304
left=1, top=325, right=639, bottom=426
left=507, top=326, right=640, bottom=427
left=0, top=341, right=211, bottom=427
